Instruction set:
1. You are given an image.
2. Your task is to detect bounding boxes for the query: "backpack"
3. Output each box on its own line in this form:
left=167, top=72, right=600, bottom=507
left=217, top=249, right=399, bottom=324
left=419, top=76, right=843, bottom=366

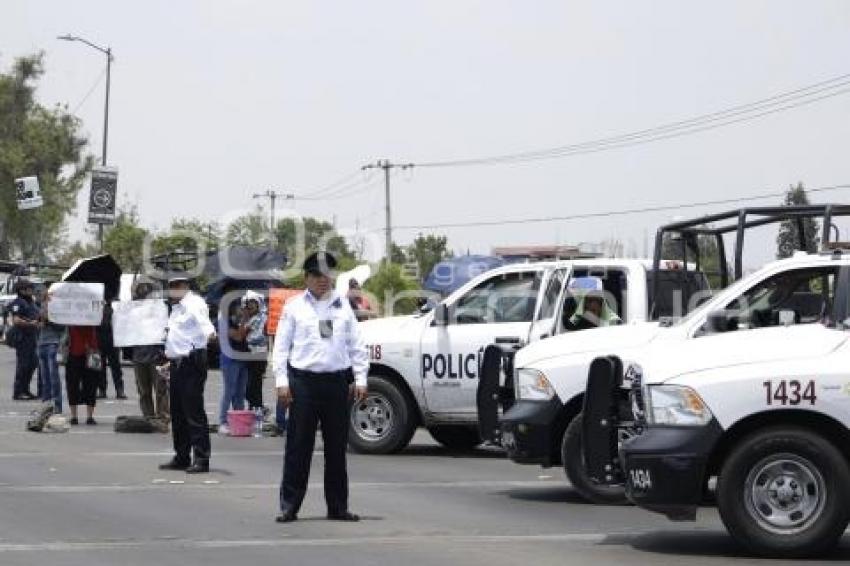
left=26, top=403, right=55, bottom=432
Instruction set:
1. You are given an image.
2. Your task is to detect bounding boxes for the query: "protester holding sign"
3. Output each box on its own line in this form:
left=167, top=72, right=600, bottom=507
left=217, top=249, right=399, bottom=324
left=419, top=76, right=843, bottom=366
left=66, top=326, right=101, bottom=425
left=37, top=290, right=64, bottom=414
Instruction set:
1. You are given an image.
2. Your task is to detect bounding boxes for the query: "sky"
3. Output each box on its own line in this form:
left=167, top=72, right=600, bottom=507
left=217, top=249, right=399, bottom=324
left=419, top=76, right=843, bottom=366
left=2, top=0, right=850, bottom=269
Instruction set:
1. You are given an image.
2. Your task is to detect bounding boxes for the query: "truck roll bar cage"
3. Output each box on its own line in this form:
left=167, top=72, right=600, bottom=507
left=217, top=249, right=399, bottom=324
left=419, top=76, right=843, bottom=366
left=651, top=204, right=850, bottom=318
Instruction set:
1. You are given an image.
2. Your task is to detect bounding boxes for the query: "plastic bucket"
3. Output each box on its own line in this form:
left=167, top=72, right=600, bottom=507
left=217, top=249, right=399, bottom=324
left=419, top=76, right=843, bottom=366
left=227, top=410, right=255, bottom=437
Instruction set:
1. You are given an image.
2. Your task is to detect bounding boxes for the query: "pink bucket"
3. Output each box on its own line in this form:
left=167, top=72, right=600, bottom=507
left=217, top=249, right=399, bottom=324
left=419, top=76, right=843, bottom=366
left=227, top=410, right=255, bottom=437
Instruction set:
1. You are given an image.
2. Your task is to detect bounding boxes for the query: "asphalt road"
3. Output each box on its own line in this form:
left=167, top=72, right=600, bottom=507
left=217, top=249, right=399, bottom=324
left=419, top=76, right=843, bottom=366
left=0, top=348, right=847, bottom=566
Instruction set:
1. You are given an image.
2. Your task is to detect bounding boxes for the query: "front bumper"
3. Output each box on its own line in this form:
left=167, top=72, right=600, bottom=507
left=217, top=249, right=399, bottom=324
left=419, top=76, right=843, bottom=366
left=621, top=419, right=723, bottom=521
left=499, top=398, right=561, bottom=465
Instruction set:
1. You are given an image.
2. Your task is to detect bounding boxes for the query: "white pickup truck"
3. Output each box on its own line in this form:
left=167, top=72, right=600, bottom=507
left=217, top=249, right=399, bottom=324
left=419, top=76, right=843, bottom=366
left=352, top=258, right=709, bottom=454
left=500, top=251, right=848, bottom=504
left=581, top=250, right=850, bottom=557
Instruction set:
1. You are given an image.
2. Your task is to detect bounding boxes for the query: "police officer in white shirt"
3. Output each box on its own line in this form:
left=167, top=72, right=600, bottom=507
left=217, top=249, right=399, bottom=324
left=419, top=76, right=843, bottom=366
left=273, top=251, right=368, bottom=523
left=159, top=275, right=217, bottom=474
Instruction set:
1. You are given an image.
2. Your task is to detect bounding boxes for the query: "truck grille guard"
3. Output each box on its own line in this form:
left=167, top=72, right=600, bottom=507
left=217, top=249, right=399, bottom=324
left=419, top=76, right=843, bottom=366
left=582, top=356, right=642, bottom=486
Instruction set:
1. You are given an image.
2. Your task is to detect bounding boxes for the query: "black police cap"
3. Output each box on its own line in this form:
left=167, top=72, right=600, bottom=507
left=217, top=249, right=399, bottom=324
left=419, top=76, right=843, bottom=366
left=303, top=251, right=338, bottom=275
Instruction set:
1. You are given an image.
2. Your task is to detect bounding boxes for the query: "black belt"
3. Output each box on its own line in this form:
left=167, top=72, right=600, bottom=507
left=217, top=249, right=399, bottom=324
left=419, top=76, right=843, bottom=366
left=169, top=349, right=206, bottom=366
left=288, top=364, right=354, bottom=384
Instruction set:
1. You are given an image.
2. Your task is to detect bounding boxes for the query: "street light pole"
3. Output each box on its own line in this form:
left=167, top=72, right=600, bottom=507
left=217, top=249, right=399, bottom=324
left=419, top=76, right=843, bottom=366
left=361, top=160, right=414, bottom=263
left=58, top=34, right=114, bottom=252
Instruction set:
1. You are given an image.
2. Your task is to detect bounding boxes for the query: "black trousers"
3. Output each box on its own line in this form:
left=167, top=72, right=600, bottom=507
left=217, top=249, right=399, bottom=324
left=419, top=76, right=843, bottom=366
left=169, top=350, right=211, bottom=464
left=14, top=340, right=38, bottom=397
left=245, top=361, right=266, bottom=409
left=98, top=345, right=124, bottom=394
left=280, top=369, right=352, bottom=515
left=66, top=355, right=99, bottom=407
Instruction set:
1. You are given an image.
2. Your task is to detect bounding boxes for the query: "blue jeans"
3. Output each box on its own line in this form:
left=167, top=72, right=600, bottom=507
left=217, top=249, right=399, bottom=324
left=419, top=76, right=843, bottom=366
left=37, top=343, right=62, bottom=414
left=219, top=355, right=249, bottom=425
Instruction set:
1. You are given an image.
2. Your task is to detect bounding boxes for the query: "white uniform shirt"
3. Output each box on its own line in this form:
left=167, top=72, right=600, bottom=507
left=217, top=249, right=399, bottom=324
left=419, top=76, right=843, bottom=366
left=165, top=292, right=216, bottom=359
left=272, top=290, right=369, bottom=388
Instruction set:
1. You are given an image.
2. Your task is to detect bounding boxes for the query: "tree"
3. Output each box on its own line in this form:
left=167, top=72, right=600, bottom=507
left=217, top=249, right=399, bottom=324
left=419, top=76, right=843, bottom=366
left=54, top=240, right=99, bottom=268
left=407, top=233, right=452, bottom=282
left=390, top=243, right=408, bottom=265
left=151, top=217, right=220, bottom=256
left=0, top=53, right=92, bottom=260
left=102, top=204, right=149, bottom=272
left=777, top=182, right=819, bottom=258
left=363, top=262, right=421, bottom=315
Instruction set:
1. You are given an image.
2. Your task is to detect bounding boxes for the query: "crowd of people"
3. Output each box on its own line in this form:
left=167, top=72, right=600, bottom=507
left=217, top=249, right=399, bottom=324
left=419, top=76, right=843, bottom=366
left=6, top=252, right=372, bottom=523
left=5, top=277, right=286, bottom=434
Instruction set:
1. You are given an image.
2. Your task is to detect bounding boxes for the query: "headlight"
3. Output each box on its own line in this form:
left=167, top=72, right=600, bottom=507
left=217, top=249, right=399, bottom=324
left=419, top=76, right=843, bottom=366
left=647, top=385, right=712, bottom=426
left=515, top=368, right=556, bottom=401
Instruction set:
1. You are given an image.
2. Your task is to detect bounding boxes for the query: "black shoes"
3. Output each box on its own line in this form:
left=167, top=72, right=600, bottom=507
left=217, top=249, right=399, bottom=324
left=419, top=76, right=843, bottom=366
left=13, top=392, right=37, bottom=401
left=69, top=417, right=79, bottom=426
left=275, top=511, right=298, bottom=523
left=116, top=390, right=128, bottom=400
left=327, top=511, right=360, bottom=522
left=159, top=458, right=191, bottom=471
left=185, top=459, right=210, bottom=474
left=86, top=418, right=97, bottom=426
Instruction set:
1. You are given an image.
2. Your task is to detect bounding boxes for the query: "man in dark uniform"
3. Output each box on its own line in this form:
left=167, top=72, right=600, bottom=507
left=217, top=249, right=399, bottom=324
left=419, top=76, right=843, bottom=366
left=272, top=252, right=369, bottom=523
left=9, top=280, right=40, bottom=401
left=158, top=276, right=216, bottom=474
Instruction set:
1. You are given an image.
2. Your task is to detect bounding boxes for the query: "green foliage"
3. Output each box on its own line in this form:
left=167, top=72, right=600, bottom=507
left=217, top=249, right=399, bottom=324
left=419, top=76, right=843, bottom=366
left=408, top=233, right=452, bottom=282
left=0, top=53, right=92, bottom=260
left=777, top=183, right=819, bottom=258
left=151, top=217, right=219, bottom=256
left=102, top=204, right=148, bottom=272
left=363, top=262, right=422, bottom=316
left=54, top=240, right=99, bottom=268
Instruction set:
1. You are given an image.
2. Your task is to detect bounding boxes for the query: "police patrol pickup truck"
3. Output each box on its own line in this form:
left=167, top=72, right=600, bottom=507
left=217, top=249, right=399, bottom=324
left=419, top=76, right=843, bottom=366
left=499, top=250, right=850, bottom=504
left=352, top=258, right=708, bottom=454
left=494, top=205, right=850, bottom=505
left=581, top=250, right=850, bottom=557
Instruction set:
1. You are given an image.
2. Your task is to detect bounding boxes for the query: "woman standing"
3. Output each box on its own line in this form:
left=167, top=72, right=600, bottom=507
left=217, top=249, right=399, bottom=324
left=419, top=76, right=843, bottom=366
left=37, top=291, right=64, bottom=414
left=217, top=294, right=250, bottom=435
left=66, top=326, right=100, bottom=425
left=242, top=292, right=268, bottom=412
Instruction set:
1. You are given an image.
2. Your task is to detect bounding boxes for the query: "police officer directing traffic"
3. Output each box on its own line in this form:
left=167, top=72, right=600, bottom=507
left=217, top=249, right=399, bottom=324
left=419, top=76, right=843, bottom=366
left=159, top=275, right=217, bottom=474
left=273, top=251, right=369, bottom=523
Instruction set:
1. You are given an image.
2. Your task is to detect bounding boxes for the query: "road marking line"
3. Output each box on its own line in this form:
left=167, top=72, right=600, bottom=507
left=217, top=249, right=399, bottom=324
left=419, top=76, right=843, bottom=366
left=0, top=480, right=555, bottom=493
left=0, top=533, right=610, bottom=552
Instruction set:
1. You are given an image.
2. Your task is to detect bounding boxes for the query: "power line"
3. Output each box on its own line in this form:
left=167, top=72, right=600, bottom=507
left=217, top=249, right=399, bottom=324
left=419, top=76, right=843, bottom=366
left=298, top=170, right=363, bottom=199
left=372, top=183, right=850, bottom=232
left=414, top=73, right=850, bottom=168
left=71, top=67, right=107, bottom=114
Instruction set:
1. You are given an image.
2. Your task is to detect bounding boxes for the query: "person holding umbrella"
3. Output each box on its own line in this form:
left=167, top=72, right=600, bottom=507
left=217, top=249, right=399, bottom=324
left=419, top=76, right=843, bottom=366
left=159, top=275, right=217, bottom=474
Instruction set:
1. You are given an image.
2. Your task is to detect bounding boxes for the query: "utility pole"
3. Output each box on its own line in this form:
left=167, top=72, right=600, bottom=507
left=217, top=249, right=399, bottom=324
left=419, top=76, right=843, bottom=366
left=59, top=34, right=114, bottom=253
left=253, top=190, right=294, bottom=245
left=361, top=160, right=413, bottom=263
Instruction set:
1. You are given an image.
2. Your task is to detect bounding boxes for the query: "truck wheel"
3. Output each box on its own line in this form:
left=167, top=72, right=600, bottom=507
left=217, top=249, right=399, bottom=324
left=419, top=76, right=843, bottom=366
left=717, top=427, right=850, bottom=558
left=428, top=425, right=481, bottom=451
left=349, top=375, right=416, bottom=454
left=562, top=413, right=628, bottom=505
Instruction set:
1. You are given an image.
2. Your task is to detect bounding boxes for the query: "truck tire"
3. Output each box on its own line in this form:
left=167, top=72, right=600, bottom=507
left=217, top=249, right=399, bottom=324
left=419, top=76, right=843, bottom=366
left=428, top=425, right=482, bottom=451
left=562, top=413, right=628, bottom=505
left=349, top=375, right=417, bottom=454
left=717, top=426, right=850, bottom=558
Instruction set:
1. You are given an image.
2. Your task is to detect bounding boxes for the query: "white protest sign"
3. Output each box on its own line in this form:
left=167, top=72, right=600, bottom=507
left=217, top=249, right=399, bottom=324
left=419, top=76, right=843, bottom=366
left=111, top=299, right=168, bottom=347
left=48, top=282, right=104, bottom=326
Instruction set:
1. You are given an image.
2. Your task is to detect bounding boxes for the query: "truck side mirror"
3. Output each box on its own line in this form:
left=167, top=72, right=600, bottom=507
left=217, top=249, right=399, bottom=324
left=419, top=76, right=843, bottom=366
left=705, top=310, right=734, bottom=333
left=434, top=303, right=450, bottom=327
left=777, top=309, right=797, bottom=326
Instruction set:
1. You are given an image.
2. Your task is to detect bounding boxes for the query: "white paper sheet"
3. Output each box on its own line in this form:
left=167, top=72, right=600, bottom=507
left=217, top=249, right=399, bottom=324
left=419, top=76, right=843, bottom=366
left=111, top=299, right=168, bottom=347
left=47, top=282, right=104, bottom=326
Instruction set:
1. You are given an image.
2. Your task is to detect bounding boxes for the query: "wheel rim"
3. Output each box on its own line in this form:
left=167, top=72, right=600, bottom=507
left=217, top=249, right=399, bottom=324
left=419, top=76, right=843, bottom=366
left=744, top=453, right=826, bottom=535
left=351, top=392, right=395, bottom=442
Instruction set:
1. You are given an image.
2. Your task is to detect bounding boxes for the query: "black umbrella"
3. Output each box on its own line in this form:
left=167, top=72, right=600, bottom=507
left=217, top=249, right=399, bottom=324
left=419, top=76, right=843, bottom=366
left=62, top=254, right=122, bottom=301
